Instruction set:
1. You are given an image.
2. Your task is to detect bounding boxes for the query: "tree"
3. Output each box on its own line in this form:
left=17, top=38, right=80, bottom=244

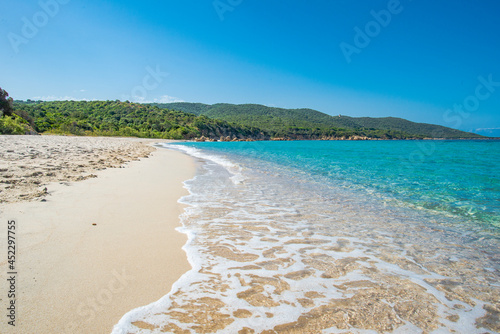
left=0, top=87, right=14, bottom=117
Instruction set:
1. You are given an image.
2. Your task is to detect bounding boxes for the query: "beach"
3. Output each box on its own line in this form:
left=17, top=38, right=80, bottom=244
left=0, top=135, right=195, bottom=334
left=0, top=137, right=498, bottom=334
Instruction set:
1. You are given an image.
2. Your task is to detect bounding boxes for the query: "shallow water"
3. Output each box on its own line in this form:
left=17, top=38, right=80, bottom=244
left=113, top=140, right=499, bottom=334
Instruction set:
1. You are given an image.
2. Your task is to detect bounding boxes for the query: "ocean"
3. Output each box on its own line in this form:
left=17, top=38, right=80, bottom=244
left=113, top=140, right=499, bottom=334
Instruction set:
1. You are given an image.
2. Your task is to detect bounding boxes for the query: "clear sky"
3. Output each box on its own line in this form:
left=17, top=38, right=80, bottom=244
left=1, top=0, right=499, bottom=135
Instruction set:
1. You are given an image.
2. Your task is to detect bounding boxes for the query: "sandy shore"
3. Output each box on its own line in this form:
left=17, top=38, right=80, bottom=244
left=0, top=135, right=195, bottom=333
left=0, top=135, right=157, bottom=204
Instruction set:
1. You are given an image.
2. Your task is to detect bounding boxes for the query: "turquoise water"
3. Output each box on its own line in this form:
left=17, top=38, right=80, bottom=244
left=115, top=139, right=499, bottom=333
left=179, top=140, right=500, bottom=231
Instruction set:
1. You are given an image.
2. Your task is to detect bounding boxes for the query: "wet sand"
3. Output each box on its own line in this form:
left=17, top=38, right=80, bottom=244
left=0, top=135, right=195, bottom=333
left=117, top=144, right=499, bottom=334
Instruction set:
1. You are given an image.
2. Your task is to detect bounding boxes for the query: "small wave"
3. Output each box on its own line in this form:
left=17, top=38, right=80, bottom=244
left=162, top=143, right=246, bottom=184
left=112, top=142, right=499, bottom=334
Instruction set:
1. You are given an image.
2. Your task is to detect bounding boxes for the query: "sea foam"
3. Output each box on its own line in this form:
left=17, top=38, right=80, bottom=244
left=112, top=141, right=499, bottom=334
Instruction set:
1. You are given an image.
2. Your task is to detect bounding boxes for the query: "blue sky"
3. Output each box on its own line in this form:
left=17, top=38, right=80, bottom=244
left=1, top=0, right=499, bottom=135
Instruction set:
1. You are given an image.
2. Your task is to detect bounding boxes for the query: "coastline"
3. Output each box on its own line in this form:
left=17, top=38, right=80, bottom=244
left=0, top=136, right=195, bottom=333
left=114, top=140, right=498, bottom=333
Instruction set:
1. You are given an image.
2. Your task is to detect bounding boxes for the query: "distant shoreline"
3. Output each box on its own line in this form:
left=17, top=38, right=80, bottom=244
left=190, top=136, right=499, bottom=142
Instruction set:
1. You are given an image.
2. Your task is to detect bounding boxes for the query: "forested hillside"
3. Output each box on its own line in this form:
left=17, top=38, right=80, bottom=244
left=152, top=103, right=412, bottom=139
left=353, top=117, right=479, bottom=138
left=2, top=96, right=485, bottom=140
left=10, top=100, right=419, bottom=140
left=155, top=102, right=484, bottom=139
left=13, top=100, right=268, bottom=140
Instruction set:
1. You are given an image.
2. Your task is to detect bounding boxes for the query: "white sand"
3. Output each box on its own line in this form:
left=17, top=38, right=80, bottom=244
left=0, top=135, right=195, bottom=333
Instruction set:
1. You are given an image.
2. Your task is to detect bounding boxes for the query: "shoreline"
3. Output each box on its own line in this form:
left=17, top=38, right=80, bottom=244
left=0, top=137, right=195, bottom=333
left=191, top=137, right=499, bottom=143
left=114, top=141, right=499, bottom=333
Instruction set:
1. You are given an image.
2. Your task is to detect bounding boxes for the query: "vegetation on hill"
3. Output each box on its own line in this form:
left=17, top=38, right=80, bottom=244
left=353, top=117, right=480, bottom=138
left=13, top=100, right=268, bottom=140
left=158, top=102, right=211, bottom=116
left=1, top=86, right=484, bottom=140
left=0, top=88, right=36, bottom=135
left=155, top=102, right=484, bottom=139
left=152, top=103, right=410, bottom=139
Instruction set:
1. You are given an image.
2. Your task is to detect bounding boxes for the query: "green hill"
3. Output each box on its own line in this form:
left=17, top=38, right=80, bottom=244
left=353, top=117, right=478, bottom=139
left=13, top=100, right=268, bottom=140
left=153, top=102, right=483, bottom=139
left=7, top=99, right=485, bottom=140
